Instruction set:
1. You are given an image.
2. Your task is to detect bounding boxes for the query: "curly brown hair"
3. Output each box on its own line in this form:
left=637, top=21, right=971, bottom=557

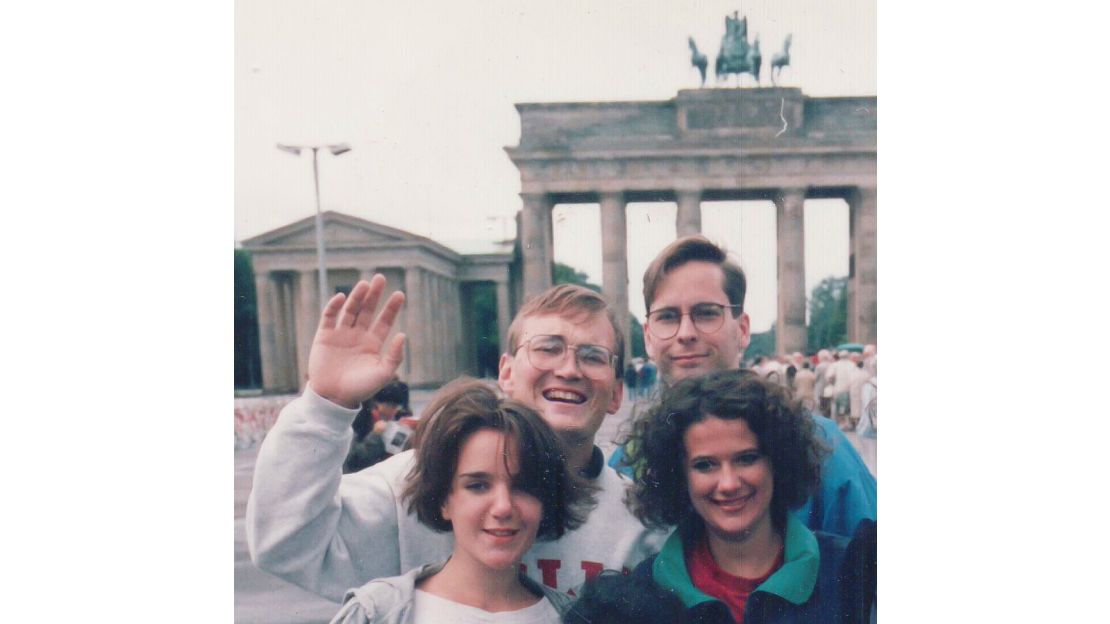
left=402, top=377, right=596, bottom=541
left=624, top=369, right=826, bottom=532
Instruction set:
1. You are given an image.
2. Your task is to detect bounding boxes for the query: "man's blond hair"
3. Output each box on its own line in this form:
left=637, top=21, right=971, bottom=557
left=506, top=284, right=624, bottom=373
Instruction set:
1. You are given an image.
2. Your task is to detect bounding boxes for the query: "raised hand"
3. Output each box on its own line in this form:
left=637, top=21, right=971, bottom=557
left=307, top=275, right=406, bottom=409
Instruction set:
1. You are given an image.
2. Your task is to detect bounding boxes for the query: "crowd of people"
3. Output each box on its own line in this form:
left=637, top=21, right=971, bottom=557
left=747, top=347, right=877, bottom=437
left=623, top=358, right=658, bottom=400
left=246, top=235, right=878, bottom=623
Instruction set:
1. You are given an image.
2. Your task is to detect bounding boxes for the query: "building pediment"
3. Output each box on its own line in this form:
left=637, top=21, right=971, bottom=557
left=242, top=211, right=426, bottom=249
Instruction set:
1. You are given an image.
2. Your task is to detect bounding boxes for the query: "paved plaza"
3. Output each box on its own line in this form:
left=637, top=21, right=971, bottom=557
left=233, top=387, right=877, bottom=623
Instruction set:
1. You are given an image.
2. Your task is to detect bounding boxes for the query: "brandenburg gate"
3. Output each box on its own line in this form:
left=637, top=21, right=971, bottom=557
left=505, top=87, right=877, bottom=356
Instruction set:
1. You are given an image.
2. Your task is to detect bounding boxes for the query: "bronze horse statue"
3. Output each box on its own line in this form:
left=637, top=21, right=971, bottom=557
left=771, top=34, right=792, bottom=85
left=688, top=37, right=708, bottom=87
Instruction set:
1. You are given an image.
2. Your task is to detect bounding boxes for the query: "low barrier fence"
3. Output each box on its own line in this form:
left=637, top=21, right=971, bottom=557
left=234, top=395, right=296, bottom=449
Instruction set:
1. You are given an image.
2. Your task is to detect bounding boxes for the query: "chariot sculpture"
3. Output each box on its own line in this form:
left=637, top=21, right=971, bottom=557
left=689, top=12, right=791, bottom=87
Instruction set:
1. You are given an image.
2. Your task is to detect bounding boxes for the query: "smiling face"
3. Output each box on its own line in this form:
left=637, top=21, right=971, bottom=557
left=645, top=261, right=750, bottom=384
left=498, top=313, right=623, bottom=442
left=441, top=429, right=543, bottom=573
left=684, top=415, right=774, bottom=547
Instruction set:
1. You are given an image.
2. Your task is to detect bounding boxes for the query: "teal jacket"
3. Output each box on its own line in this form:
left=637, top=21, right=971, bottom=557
left=630, top=515, right=875, bottom=624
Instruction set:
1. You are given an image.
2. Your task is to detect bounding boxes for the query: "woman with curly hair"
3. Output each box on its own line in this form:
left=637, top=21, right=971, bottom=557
left=623, top=369, right=876, bottom=623
left=331, top=378, right=596, bottom=624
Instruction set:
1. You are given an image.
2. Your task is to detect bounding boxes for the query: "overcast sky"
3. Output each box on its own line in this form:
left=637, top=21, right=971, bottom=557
left=235, top=0, right=875, bottom=330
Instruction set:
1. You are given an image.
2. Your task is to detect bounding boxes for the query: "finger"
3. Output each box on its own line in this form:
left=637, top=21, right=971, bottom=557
left=358, top=274, right=388, bottom=324
left=370, top=291, right=406, bottom=344
left=318, top=292, right=347, bottom=331
left=336, top=280, right=371, bottom=328
left=356, top=278, right=390, bottom=331
left=382, top=333, right=406, bottom=370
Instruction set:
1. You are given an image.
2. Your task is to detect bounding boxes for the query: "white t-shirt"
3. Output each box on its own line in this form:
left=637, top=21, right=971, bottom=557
left=412, top=590, right=561, bottom=624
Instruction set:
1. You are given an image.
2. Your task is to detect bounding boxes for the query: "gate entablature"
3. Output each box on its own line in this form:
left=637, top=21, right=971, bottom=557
left=506, top=88, right=876, bottom=355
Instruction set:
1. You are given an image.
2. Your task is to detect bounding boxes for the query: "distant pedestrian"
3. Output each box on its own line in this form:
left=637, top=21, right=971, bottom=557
left=859, top=374, right=877, bottom=438
left=624, top=363, right=639, bottom=401
left=343, top=379, right=411, bottom=473
left=862, top=344, right=877, bottom=378
left=793, top=360, right=817, bottom=412
left=639, top=360, right=657, bottom=398
left=813, top=349, right=833, bottom=418
left=848, top=360, right=871, bottom=431
left=827, top=351, right=856, bottom=429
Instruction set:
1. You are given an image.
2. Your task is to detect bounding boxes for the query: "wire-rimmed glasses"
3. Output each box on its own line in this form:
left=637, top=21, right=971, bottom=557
left=514, top=335, right=617, bottom=379
left=645, top=302, right=742, bottom=339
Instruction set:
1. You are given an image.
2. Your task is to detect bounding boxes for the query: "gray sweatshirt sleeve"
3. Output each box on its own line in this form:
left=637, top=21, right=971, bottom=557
left=245, top=388, right=404, bottom=602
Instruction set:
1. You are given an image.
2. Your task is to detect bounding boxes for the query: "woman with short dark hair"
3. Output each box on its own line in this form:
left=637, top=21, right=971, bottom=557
left=331, top=378, right=595, bottom=624
left=623, top=369, right=875, bottom=623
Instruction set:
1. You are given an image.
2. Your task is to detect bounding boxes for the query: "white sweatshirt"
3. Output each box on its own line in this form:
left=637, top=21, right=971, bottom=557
left=246, top=388, right=670, bottom=603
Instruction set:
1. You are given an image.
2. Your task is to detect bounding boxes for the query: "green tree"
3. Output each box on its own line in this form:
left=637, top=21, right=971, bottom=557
left=466, top=283, right=501, bottom=377
left=235, top=249, right=262, bottom=388
left=552, top=262, right=645, bottom=359
left=806, top=276, right=849, bottom=352
left=744, top=324, right=776, bottom=364
left=553, top=262, right=600, bottom=293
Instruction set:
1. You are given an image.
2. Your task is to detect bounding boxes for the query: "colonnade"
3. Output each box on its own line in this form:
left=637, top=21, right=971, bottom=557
left=519, top=185, right=877, bottom=359
left=252, top=265, right=512, bottom=392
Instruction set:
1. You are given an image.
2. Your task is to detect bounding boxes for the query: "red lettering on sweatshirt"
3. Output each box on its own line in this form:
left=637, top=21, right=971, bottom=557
left=537, top=559, right=561, bottom=588
left=580, top=560, right=603, bottom=581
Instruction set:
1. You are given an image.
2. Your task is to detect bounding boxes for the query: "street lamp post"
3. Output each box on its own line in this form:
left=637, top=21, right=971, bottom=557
left=276, top=142, right=352, bottom=309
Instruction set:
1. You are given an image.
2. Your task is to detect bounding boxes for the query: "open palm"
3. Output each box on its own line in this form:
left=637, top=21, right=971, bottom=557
left=307, top=276, right=407, bottom=409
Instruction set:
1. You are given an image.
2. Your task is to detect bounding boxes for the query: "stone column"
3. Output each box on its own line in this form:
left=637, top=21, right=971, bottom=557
left=599, top=192, right=631, bottom=363
left=295, top=270, right=319, bottom=392
left=774, top=188, right=807, bottom=355
left=847, top=187, right=878, bottom=344
left=495, top=278, right=512, bottom=354
left=542, top=205, right=554, bottom=275
left=520, top=193, right=553, bottom=301
left=359, top=268, right=375, bottom=285
left=404, top=267, right=427, bottom=385
left=267, top=275, right=290, bottom=390
left=431, top=273, right=446, bottom=382
left=675, top=189, right=703, bottom=237
left=280, top=277, right=300, bottom=390
left=447, top=276, right=462, bottom=380
left=253, top=272, right=279, bottom=392
left=449, top=277, right=464, bottom=377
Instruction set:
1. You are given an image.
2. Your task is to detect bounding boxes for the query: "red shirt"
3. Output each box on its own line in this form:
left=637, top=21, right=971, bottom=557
left=686, top=533, right=784, bottom=623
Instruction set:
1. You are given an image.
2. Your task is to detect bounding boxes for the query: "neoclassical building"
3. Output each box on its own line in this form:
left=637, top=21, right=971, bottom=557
left=505, top=87, right=876, bottom=357
left=242, top=212, right=516, bottom=392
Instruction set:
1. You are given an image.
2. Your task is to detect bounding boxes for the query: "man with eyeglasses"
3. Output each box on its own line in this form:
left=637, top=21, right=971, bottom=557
left=247, top=279, right=668, bottom=602
left=631, top=234, right=876, bottom=538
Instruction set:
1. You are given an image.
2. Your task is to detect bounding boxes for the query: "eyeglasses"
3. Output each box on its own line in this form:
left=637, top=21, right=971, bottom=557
left=645, top=302, right=742, bottom=339
left=514, top=335, right=617, bottom=380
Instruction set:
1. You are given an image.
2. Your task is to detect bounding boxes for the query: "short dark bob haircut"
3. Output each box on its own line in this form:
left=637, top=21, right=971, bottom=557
left=403, top=377, right=596, bottom=541
left=624, top=369, right=826, bottom=531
